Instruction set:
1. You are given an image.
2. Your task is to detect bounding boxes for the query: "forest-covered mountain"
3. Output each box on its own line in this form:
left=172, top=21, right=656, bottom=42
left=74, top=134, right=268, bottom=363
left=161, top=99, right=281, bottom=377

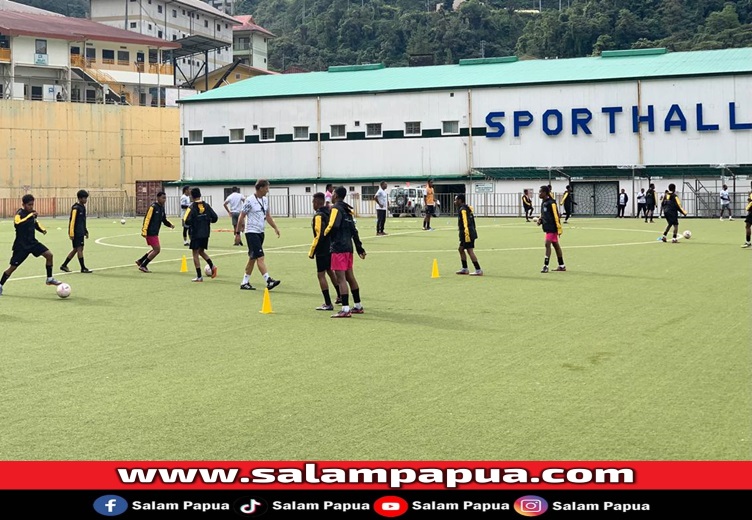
left=14, top=0, right=752, bottom=71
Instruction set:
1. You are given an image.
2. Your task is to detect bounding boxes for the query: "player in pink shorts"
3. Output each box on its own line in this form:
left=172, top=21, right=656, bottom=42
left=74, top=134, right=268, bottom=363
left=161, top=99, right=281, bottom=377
left=135, top=192, right=175, bottom=273
left=536, top=185, right=566, bottom=273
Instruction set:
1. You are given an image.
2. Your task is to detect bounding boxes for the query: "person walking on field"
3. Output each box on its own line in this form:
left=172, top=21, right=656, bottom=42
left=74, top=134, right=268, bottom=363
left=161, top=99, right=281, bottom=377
left=135, top=191, right=175, bottom=273
left=537, top=185, right=566, bottom=273
left=423, top=179, right=436, bottom=231
left=374, top=181, right=389, bottom=236
left=522, top=189, right=534, bottom=222
left=236, top=179, right=282, bottom=291
left=0, top=194, right=63, bottom=296
left=180, top=185, right=191, bottom=246
left=60, top=189, right=93, bottom=273
left=324, top=186, right=366, bottom=318
left=660, top=183, right=688, bottom=243
left=719, top=184, right=733, bottom=221
left=454, top=193, right=483, bottom=276
left=183, top=188, right=218, bottom=282
left=644, top=183, right=657, bottom=223
left=308, top=192, right=340, bottom=310
left=560, top=185, right=576, bottom=223
left=223, top=186, right=246, bottom=246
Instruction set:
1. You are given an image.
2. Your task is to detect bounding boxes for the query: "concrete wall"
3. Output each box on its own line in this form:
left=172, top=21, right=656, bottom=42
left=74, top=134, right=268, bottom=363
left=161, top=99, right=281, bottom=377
left=0, top=100, right=179, bottom=198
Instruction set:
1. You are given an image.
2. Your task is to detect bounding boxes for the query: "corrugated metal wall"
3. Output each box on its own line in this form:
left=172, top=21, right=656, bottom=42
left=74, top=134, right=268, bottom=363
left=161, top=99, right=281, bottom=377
left=0, top=100, right=179, bottom=199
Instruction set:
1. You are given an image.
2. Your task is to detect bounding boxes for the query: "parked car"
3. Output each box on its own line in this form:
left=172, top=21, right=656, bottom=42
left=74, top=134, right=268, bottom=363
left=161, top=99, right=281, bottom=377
left=388, top=187, right=424, bottom=217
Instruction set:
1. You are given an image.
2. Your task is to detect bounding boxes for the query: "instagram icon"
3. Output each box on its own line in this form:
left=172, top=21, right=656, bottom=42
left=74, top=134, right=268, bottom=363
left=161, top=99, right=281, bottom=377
left=514, top=495, right=548, bottom=517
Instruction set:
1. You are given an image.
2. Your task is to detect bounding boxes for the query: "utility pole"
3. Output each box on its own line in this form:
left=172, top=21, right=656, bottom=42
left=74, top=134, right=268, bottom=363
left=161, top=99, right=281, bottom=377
left=480, top=40, right=486, bottom=58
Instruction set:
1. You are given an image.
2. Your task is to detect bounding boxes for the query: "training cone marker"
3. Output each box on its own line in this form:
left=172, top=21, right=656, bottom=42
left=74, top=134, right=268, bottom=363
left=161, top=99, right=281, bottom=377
left=260, top=288, right=274, bottom=314
left=431, top=258, right=440, bottom=278
left=180, top=255, right=188, bottom=272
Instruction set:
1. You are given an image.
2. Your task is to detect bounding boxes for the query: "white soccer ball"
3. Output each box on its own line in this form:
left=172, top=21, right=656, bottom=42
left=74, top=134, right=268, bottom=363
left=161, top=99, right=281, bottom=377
left=56, top=283, right=71, bottom=299
left=120, top=218, right=126, bottom=225
left=532, top=216, right=540, bottom=224
left=683, top=230, right=692, bottom=239
left=204, top=264, right=213, bottom=277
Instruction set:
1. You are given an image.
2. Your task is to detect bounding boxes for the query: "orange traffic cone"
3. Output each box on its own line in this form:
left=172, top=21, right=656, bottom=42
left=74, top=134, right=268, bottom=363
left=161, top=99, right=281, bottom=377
left=260, top=288, right=274, bottom=314
left=431, top=258, right=440, bottom=279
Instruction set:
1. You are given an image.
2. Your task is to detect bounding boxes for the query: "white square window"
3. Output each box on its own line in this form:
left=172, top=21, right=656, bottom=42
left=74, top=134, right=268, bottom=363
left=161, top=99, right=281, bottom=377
left=229, top=128, right=244, bottom=142
left=442, top=120, right=459, bottom=135
left=294, top=126, right=309, bottom=140
left=260, top=127, right=275, bottom=141
left=405, top=121, right=421, bottom=135
left=366, top=123, right=382, bottom=137
left=330, top=125, right=346, bottom=139
left=188, top=130, right=203, bottom=143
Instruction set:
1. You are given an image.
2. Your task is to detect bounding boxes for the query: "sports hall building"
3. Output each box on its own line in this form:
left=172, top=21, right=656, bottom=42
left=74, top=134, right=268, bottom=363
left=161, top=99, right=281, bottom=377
left=177, top=47, right=752, bottom=217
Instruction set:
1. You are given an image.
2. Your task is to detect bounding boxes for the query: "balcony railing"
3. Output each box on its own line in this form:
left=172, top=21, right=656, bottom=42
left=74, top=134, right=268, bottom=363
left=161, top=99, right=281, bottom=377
left=0, top=48, right=10, bottom=62
left=71, top=54, right=173, bottom=76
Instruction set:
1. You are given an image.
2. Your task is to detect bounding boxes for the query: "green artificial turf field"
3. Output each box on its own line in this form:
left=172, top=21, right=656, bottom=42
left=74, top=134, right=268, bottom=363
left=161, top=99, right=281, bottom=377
left=0, top=214, right=749, bottom=461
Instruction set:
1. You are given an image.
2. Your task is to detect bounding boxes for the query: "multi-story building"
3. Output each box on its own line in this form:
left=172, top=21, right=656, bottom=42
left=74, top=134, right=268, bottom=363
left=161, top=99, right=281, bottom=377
left=232, top=15, right=274, bottom=71
left=90, top=0, right=240, bottom=86
left=204, top=0, right=235, bottom=15
left=0, top=2, right=179, bottom=105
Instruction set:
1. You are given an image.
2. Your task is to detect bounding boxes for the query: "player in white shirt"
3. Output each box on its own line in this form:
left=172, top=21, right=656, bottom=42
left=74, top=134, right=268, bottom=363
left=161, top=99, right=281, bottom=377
left=236, top=179, right=282, bottom=291
left=719, top=184, right=733, bottom=221
left=223, top=186, right=246, bottom=245
left=373, top=181, right=389, bottom=236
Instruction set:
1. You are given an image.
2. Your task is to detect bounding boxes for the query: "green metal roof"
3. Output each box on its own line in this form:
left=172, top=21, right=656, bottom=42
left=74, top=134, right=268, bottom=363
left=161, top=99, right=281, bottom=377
left=180, top=48, right=752, bottom=104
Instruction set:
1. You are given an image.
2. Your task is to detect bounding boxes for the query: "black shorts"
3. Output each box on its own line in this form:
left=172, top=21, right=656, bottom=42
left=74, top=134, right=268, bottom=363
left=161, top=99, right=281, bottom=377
left=315, top=254, right=331, bottom=272
left=664, top=212, right=679, bottom=226
left=646, top=204, right=655, bottom=211
left=745, top=213, right=752, bottom=225
left=459, top=240, right=475, bottom=250
left=71, top=235, right=85, bottom=248
left=190, top=237, right=209, bottom=250
left=425, top=205, right=435, bottom=216
left=231, top=213, right=240, bottom=229
left=245, top=232, right=265, bottom=259
left=10, top=243, right=48, bottom=266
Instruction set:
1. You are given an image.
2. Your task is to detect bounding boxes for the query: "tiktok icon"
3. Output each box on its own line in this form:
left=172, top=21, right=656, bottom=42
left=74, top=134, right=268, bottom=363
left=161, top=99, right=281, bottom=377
left=234, top=497, right=268, bottom=516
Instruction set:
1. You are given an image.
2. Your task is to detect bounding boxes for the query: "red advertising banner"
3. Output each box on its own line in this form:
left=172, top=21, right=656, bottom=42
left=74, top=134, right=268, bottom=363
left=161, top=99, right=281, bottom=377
left=0, top=461, right=750, bottom=490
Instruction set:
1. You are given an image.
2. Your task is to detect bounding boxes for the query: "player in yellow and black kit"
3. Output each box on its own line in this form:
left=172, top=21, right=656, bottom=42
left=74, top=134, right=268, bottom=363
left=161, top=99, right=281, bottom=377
left=522, top=189, right=534, bottom=222
left=308, top=192, right=340, bottom=311
left=135, top=191, right=175, bottom=273
left=454, top=193, right=483, bottom=276
left=60, top=189, right=92, bottom=273
left=183, top=187, right=218, bottom=282
left=560, top=185, right=576, bottom=223
left=661, top=183, right=688, bottom=243
left=0, top=194, right=62, bottom=296
left=537, top=185, right=566, bottom=273
left=742, top=195, right=752, bottom=248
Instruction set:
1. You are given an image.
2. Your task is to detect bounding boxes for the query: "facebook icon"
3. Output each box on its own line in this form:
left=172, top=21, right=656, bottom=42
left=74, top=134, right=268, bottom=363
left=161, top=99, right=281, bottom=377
left=93, top=495, right=128, bottom=516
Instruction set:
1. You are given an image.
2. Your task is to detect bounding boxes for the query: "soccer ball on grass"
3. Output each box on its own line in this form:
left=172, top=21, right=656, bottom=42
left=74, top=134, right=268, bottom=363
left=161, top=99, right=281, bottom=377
left=683, top=230, right=692, bottom=239
left=56, top=283, right=71, bottom=299
left=532, top=217, right=540, bottom=224
left=120, top=218, right=126, bottom=225
left=204, top=264, right=213, bottom=277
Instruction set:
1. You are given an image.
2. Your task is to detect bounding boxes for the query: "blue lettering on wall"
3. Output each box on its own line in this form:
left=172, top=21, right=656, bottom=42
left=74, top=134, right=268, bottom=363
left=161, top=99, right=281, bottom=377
left=542, top=109, right=563, bottom=135
left=632, top=105, right=655, bottom=133
left=485, top=111, right=505, bottom=138
left=483, top=102, right=751, bottom=138
left=729, top=102, right=752, bottom=130
left=601, top=106, right=623, bottom=134
left=664, top=104, right=687, bottom=132
left=572, top=108, right=593, bottom=135
left=513, top=110, right=534, bottom=137
left=696, top=103, right=719, bottom=131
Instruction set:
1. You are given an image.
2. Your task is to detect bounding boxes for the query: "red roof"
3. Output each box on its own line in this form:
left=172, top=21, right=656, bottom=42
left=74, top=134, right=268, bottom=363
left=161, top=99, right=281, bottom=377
left=233, top=15, right=275, bottom=38
left=0, top=10, right=180, bottom=49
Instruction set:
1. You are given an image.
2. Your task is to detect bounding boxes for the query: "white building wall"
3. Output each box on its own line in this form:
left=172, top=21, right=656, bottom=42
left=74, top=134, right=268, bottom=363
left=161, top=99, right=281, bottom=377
left=180, top=74, right=752, bottom=183
left=12, top=36, right=69, bottom=67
